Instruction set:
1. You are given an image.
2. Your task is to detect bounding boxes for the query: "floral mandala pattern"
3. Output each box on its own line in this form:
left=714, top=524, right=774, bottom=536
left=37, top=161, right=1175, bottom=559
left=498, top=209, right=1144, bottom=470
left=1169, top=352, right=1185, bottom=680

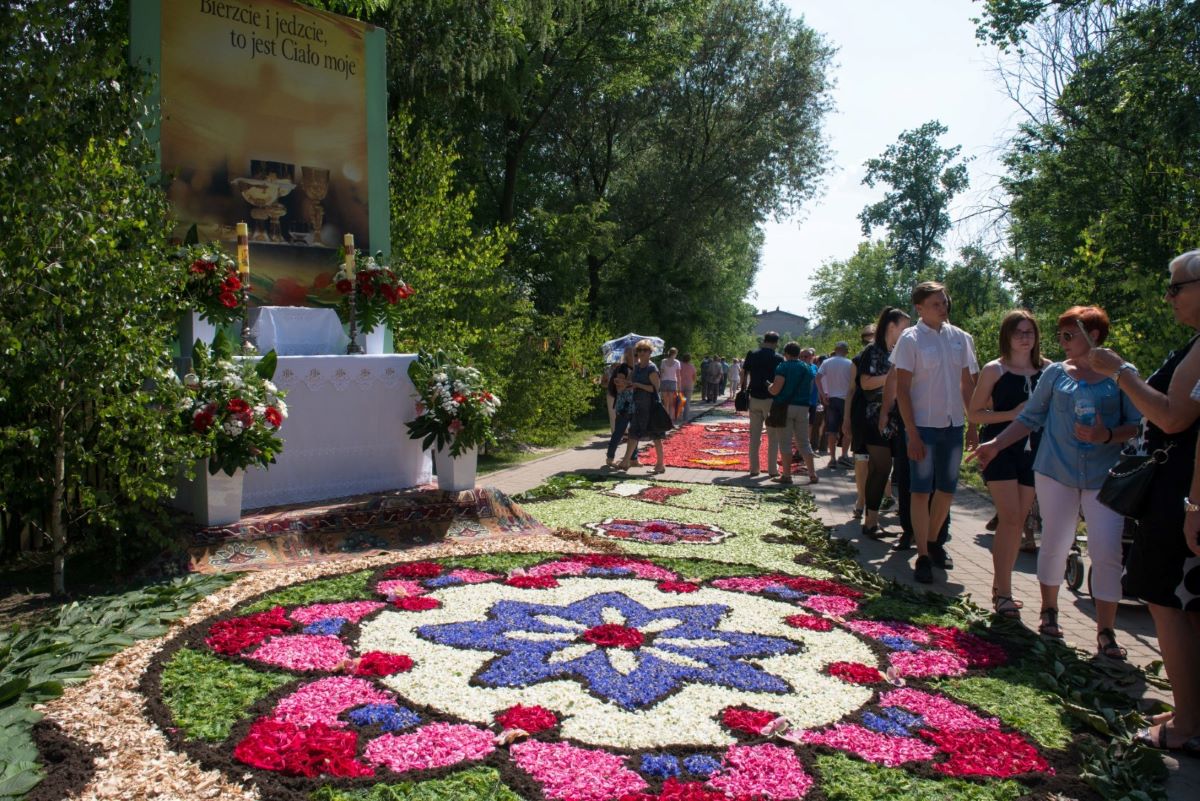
left=583, top=518, right=733, bottom=545
left=148, top=554, right=1057, bottom=801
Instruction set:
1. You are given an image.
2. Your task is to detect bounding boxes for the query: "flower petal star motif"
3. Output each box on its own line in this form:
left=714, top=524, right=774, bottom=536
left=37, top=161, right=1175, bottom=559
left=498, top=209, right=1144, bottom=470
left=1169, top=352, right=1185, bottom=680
left=416, top=592, right=801, bottom=709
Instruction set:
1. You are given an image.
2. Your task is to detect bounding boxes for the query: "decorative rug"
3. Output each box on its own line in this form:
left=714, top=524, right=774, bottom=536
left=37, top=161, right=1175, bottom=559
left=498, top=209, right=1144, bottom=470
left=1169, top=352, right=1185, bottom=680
left=637, top=411, right=803, bottom=472
left=187, top=487, right=550, bottom=574
left=132, top=552, right=1077, bottom=801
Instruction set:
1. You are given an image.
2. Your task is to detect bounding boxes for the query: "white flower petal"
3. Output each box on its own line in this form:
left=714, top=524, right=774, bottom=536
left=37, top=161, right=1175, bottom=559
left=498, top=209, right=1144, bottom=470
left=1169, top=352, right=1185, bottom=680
left=547, top=643, right=596, bottom=664
left=606, top=649, right=639, bottom=675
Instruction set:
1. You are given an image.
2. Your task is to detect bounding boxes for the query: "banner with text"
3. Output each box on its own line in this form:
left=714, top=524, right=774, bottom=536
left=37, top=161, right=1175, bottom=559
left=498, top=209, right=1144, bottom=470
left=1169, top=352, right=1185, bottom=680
left=157, top=0, right=378, bottom=306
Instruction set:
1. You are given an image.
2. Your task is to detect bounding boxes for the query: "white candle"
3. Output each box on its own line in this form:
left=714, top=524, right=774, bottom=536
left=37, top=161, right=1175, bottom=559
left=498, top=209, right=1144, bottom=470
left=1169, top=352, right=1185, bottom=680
left=343, top=233, right=355, bottom=277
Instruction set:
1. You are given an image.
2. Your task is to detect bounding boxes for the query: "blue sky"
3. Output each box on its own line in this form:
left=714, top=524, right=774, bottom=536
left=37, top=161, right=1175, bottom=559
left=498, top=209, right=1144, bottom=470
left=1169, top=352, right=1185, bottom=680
left=755, top=0, right=1020, bottom=318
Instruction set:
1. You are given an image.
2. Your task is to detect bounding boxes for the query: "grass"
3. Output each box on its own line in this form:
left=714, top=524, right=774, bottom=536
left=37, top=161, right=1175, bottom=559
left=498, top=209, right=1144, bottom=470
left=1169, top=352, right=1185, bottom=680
left=478, top=412, right=612, bottom=475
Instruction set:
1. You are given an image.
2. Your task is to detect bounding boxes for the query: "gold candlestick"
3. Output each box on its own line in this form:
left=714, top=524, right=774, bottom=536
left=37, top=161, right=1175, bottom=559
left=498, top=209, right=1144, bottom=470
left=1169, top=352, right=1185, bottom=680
left=344, top=234, right=362, bottom=354
left=237, top=222, right=253, bottom=352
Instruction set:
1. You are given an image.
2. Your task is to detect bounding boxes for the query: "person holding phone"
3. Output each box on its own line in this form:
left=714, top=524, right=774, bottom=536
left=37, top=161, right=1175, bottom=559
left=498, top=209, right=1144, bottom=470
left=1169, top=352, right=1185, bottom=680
left=972, top=306, right=1140, bottom=655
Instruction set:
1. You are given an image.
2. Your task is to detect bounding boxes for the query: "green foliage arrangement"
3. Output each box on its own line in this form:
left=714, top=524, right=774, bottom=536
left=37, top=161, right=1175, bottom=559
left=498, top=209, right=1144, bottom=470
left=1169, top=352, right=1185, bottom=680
left=406, top=350, right=502, bottom=456
left=180, top=332, right=287, bottom=477
left=181, top=243, right=246, bottom=327
left=817, top=753, right=1024, bottom=801
left=309, top=767, right=523, bottom=801
left=333, top=249, right=413, bottom=336
left=243, top=569, right=374, bottom=613
left=160, top=648, right=289, bottom=742
left=0, top=574, right=233, bottom=799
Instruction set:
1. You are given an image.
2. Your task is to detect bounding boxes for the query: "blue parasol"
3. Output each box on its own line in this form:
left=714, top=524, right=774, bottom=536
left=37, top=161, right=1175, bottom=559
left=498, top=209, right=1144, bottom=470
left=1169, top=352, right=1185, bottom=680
left=601, top=333, right=665, bottom=364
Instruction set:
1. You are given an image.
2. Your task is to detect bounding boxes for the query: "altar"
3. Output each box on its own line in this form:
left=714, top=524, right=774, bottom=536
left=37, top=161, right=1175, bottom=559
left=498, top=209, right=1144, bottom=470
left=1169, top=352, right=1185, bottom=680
left=241, top=353, right=432, bottom=509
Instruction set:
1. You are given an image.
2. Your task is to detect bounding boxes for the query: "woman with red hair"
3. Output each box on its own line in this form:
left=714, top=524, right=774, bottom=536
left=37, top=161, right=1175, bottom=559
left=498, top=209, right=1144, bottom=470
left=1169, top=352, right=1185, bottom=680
left=973, top=306, right=1141, bottom=654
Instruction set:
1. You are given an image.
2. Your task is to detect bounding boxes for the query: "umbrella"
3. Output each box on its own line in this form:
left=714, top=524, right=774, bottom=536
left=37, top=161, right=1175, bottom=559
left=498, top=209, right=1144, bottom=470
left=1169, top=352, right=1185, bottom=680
left=601, top=333, right=664, bottom=364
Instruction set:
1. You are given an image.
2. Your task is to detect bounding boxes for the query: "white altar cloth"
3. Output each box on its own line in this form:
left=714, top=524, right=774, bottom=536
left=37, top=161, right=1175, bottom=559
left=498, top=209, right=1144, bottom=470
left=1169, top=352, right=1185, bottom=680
left=250, top=306, right=348, bottom=356
left=241, top=354, right=431, bottom=508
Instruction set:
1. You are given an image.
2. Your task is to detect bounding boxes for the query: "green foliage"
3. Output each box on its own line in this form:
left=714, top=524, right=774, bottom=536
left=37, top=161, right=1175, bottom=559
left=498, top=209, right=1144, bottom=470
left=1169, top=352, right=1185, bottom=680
left=987, top=0, right=1200, bottom=371
left=242, top=570, right=373, bottom=613
left=438, top=552, right=560, bottom=574
left=513, top=473, right=601, bottom=502
left=160, top=648, right=289, bottom=742
left=646, top=558, right=762, bottom=582
left=0, top=574, right=231, bottom=798
left=933, top=669, right=1074, bottom=750
left=859, top=121, right=971, bottom=278
left=816, top=753, right=1024, bottom=801
left=810, top=242, right=908, bottom=329
left=854, top=594, right=980, bottom=630
left=0, top=0, right=195, bottom=588
left=310, top=767, right=525, bottom=801
left=941, top=245, right=1013, bottom=321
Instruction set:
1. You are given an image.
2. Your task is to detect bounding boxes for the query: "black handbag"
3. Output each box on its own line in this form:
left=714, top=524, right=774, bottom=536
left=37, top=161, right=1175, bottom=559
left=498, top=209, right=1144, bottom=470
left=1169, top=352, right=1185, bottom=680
left=649, top=399, right=674, bottom=435
left=734, top=389, right=749, bottom=412
left=1097, top=444, right=1172, bottom=518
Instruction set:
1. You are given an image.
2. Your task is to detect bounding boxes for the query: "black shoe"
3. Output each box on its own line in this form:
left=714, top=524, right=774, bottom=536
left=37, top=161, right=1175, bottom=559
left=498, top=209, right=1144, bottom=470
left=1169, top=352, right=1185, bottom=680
left=928, top=543, right=953, bottom=570
left=880, top=495, right=896, bottom=511
left=894, top=533, right=913, bottom=551
left=914, top=555, right=933, bottom=584
left=863, top=525, right=891, bottom=540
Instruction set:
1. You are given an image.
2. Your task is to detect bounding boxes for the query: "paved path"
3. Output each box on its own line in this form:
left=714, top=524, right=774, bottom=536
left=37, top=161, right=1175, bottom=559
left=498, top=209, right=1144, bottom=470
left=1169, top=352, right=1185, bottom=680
left=482, top=400, right=1198, bottom=797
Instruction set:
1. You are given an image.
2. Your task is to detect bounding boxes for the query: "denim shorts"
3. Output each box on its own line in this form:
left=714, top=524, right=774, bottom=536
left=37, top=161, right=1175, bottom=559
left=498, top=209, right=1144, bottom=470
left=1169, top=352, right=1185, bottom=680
left=907, top=425, right=963, bottom=494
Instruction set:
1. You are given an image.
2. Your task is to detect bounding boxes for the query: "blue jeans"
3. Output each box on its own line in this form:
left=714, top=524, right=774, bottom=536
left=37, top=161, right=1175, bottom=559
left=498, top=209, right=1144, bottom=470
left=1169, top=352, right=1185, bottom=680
left=608, top=414, right=631, bottom=460
left=907, top=425, right=963, bottom=494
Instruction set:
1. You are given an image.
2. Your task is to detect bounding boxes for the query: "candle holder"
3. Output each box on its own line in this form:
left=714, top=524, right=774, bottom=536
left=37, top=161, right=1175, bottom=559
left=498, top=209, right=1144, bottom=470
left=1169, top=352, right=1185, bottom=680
left=240, top=279, right=254, bottom=353
left=346, top=281, right=363, bottom=354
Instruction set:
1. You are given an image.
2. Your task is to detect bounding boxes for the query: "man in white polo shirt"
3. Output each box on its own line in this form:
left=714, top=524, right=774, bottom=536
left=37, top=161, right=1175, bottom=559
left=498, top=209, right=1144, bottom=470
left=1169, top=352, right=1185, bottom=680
left=816, top=342, right=853, bottom=470
left=892, top=281, right=979, bottom=584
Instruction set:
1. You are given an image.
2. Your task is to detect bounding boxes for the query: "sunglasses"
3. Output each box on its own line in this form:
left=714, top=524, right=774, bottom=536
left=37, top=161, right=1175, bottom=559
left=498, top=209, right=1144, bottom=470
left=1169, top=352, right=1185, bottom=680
left=1056, top=330, right=1084, bottom=342
left=1168, top=277, right=1200, bottom=297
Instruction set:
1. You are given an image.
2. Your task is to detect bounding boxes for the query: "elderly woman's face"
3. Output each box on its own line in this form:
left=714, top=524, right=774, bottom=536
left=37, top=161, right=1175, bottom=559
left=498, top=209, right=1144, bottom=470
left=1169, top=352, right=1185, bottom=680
left=1167, top=261, right=1200, bottom=327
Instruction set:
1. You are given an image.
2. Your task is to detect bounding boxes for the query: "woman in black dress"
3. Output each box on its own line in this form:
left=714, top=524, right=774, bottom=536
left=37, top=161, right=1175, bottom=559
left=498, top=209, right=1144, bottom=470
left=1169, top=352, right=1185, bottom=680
left=968, top=310, right=1048, bottom=619
left=1089, top=249, right=1200, bottom=755
left=617, top=339, right=668, bottom=472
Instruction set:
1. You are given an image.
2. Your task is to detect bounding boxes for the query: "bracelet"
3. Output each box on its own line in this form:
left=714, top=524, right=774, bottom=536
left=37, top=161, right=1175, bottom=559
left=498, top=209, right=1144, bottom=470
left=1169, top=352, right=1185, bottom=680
left=1103, top=428, right=1114, bottom=444
left=1114, top=363, right=1133, bottom=386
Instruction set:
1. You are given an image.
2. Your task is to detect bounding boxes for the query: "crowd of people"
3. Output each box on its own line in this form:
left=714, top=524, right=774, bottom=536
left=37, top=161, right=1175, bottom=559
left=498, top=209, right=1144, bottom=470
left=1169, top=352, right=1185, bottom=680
left=599, top=249, right=1200, bottom=754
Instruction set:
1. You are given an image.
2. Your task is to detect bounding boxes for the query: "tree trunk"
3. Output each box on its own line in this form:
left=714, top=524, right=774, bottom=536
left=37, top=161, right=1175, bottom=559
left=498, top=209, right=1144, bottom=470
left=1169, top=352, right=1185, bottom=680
left=499, top=119, right=522, bottom=226
left=51, top=402, right=67, bottom=597
left=586, top=253, right=602, bottom=316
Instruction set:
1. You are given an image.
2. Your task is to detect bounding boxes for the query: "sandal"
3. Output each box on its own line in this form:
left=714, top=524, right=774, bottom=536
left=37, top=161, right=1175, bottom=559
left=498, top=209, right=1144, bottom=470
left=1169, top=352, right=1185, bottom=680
left=992, top=588, right=1023, bottom=610
left=1134, top=725, right=1200, bottom=758
left=992, top=595, right=1022, bottom=620
left=1038, top=608, right=1064, bottom=639
left=616, top=461, right=631, bottom=471
left=1097, top=628, right=1128, bottom=661
left=852, top=507, right=864, bottom=520
left=652, top=465, right=666, bottom=474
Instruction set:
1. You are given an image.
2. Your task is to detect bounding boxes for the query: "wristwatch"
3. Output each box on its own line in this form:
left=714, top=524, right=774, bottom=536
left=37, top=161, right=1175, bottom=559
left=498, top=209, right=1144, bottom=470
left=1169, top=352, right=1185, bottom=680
left=1185, top=497, right=1200, bottom=513
left=1113, top=363, right=1135, bottom=385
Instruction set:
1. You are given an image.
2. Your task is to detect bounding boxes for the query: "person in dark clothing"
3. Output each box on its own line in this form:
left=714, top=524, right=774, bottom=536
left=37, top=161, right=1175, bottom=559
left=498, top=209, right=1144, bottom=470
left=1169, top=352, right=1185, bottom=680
left=740, top=332, right=784, bottom=477
left=1089, top=249, right=1200, bottom=751
left=604, top=348, right=637, bottom=468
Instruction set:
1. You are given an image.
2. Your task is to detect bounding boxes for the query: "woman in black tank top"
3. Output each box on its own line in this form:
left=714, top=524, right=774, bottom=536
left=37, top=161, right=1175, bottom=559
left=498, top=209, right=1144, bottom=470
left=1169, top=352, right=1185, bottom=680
left=967, top=311, right=1047, bottom=620
left=1087, top=249, right=1200, bottom=752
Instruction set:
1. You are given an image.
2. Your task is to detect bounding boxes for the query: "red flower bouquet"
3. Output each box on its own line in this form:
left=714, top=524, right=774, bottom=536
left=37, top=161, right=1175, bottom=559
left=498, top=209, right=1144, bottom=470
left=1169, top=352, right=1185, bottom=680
left=180, top=243, right=245, bottom=327
left=334, top=249, right=412, bottom=335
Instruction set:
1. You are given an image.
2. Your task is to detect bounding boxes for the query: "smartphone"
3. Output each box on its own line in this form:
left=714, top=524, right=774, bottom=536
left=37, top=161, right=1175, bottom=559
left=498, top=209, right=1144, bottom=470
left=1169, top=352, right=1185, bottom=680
left=1074, top=318, right=1095, bottom=348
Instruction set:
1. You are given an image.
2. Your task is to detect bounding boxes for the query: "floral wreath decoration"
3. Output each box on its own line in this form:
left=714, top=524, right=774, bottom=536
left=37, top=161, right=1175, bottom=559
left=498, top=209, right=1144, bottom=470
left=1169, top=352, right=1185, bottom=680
left=143, top=554, right=1064, bottom=801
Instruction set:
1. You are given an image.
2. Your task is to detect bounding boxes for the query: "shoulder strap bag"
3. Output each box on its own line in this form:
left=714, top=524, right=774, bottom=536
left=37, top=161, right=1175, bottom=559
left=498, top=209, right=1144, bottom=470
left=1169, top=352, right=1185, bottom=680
left=1097, top=443, right=1172, bottom=519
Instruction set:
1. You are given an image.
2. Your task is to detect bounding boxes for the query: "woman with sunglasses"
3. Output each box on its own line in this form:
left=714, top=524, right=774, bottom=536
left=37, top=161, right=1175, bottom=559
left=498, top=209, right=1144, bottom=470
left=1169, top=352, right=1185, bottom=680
left=968, top=310, right=1049, bottom=619
left=972, top=306, right=1140, bottom=654
left=616, top=339, right=667, bottom=472
left=1087, top=250, right=1200, bottom=755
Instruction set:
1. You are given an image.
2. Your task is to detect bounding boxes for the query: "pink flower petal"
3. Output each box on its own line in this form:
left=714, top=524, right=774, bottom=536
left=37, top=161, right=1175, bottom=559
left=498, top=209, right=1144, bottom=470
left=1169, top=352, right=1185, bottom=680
left=376, top=579, right=426, bottom=598
left=510, top=740, right=647, bottom=801
left=364, top=722, right=494, bottom=773
left=888, top=649, right=969, bottom=678
left=270, top=677, right=392, bottom=728
left=249, top=635, right=349, bottom=672
left=799, top=595, right=859, bottom=616
left=878, top=688, right=1001, bottom=732
left=841, top=619, right=932, bottom=643
left=707, top=743, right=813, bottom=799
left=289, top=601, right=385, bottom=625
left=801, top=724, right=939, bottom=767
left=448, top=568, right=501, bottom=584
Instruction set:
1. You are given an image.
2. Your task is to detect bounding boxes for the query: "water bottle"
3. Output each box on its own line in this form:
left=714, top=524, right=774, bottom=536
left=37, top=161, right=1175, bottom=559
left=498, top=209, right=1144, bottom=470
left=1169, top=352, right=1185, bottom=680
left=1074, top=380, right=1096, bottom=451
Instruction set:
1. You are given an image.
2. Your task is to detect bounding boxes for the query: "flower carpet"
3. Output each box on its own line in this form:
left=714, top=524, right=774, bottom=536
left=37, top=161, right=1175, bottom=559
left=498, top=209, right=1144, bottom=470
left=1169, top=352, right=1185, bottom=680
left=636, top=407, right=802, bottom=472
left=33, top=482, right=1155, bottom=801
